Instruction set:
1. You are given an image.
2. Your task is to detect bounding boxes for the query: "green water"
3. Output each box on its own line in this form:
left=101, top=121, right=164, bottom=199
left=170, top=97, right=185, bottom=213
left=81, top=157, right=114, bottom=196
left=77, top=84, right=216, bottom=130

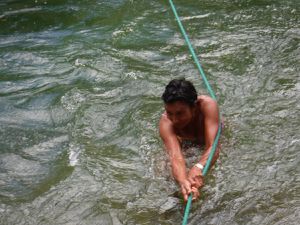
left=0, top=0, right=299, bottom=224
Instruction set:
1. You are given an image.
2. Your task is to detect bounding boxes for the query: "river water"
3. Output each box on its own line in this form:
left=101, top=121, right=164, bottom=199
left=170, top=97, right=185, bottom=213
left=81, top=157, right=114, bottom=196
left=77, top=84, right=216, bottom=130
left=0, top=0, right=299, bottom=224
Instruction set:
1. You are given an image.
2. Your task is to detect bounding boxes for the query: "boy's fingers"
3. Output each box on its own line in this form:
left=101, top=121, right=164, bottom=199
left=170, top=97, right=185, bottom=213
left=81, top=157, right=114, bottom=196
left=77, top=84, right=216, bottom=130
left=191, top=187, right=200, bottom=200
left=188, top=177, right=196, bottom=186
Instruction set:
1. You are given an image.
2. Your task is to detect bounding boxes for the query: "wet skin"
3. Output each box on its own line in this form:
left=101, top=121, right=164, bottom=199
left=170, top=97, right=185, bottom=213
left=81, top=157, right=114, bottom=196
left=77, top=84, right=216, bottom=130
left=159, top=95, right=220, bottom=201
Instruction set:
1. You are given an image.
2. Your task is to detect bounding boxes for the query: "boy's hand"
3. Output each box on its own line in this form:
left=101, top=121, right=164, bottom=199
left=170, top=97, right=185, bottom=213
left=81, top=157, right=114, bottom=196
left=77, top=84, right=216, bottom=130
left=188, top=166, right=204, bottom=189
left=179, top=179, right=201, bottom=201
left=179, top=179, right=192, bottom=202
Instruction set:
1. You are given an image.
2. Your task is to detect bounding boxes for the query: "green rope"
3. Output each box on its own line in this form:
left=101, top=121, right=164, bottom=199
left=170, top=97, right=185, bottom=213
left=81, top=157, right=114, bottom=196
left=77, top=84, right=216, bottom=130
left=168, top=0, right=216, bottom=100
left=168, top=1, right=222, bottom=224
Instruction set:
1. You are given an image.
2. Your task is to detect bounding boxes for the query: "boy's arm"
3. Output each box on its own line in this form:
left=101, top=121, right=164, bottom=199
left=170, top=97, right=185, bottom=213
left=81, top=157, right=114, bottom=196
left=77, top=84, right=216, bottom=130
left=199, top=97, right=220, bottom=167
left=159, top=116, right=197, bottom=201
left=188, top=97, right=220, bottom=188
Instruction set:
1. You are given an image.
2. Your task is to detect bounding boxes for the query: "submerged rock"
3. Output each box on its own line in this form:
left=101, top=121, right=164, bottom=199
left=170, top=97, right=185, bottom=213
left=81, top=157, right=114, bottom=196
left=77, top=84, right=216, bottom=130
left=159, top=197, right=180, bottom=214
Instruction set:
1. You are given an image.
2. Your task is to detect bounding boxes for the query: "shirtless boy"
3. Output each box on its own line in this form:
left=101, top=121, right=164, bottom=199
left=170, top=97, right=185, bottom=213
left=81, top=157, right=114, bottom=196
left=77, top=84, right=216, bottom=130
left=159, top=78, right=220, bottom=201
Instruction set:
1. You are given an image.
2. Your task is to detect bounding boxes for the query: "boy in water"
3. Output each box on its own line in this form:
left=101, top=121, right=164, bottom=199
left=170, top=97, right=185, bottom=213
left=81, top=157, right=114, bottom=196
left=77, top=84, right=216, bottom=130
left=159, top=78, right=220, bottom=201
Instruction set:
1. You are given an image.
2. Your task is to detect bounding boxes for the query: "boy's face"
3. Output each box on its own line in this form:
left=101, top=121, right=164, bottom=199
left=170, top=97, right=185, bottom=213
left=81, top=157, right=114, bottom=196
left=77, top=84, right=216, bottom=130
left=165, top=101, right=194, bottom=129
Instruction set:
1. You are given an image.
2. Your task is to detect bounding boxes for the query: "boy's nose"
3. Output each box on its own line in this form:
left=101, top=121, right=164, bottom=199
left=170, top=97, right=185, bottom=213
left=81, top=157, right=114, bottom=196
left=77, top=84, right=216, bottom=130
left=172, top=117, right=180, bottom=125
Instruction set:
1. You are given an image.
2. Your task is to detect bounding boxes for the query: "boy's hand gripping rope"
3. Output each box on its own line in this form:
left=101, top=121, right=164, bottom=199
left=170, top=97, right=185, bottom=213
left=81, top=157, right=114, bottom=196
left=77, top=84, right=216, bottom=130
left=168, top=1, right=222, bottom=224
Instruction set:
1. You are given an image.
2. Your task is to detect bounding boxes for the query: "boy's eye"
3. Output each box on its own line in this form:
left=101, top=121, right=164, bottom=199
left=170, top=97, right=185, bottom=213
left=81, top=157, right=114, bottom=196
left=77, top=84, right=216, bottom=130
left=176, top=112, right=182, bottom=116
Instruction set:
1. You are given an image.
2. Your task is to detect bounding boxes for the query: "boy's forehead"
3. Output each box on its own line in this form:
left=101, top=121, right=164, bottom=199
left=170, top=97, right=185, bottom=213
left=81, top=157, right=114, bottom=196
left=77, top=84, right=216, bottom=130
left=165, top=102, right=189, bottom=111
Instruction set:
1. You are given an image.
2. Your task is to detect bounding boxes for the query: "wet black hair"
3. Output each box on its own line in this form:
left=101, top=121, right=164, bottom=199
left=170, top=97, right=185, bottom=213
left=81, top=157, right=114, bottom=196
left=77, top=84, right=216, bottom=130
left=162, top=78, right=197, bottom=107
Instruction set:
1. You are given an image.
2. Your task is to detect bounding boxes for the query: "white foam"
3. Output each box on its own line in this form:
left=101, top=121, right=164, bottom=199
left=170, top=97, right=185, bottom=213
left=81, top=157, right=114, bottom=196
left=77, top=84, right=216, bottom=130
left=68, top=144, right=81, bottom=166
left=181, top=13, right=211, bottom=21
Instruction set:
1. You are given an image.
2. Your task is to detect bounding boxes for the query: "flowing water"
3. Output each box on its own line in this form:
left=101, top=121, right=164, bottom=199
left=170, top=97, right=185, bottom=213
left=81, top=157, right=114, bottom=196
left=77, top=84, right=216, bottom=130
left=0, top=0, right=299, bottom=224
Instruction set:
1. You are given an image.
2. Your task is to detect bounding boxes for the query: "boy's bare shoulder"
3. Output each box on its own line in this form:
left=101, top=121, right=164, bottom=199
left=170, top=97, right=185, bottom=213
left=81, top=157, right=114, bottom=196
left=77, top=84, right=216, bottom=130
left=159, top=113, right=176, bottom=140
left=197, top=95, right=217, bottom=107
left=159, top=113, right=172, bottom=129
left=198, top=95, right=215, bottom=102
